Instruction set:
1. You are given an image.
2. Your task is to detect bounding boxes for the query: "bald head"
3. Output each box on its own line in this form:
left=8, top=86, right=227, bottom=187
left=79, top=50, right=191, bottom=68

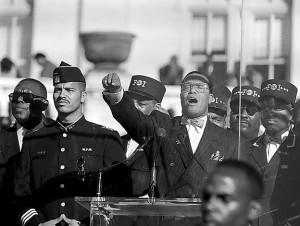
left=212, top=160, right=263, bottom=200
left=15, top=78, right=47, bottom=99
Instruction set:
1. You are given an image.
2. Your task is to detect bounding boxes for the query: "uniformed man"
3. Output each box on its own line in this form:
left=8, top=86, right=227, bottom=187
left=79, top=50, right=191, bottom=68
left=208, top=83, right=231, bottom=128
left=123, top=75, right=166, bottom=196
left=229, top=86, right=262, bottom=140
left=249, top=79, right=300, bottom=226
left=14, top=62, right=127, bottom=226
left=0, top=78, right=52, bottom=226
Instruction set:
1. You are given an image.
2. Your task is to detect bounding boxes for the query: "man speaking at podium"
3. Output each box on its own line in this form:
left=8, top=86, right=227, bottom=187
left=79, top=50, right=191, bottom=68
left=102, top=71, right=250, bottom=199
left=14, top=62, right=126, bottom=226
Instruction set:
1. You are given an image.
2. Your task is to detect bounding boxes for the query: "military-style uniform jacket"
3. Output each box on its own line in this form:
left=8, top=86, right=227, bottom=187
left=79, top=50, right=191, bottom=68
left=0, top=117, right=54, bottom=226
left=14, top=116, right=127, bottom=226
left=249, top=131, right=300, bottom=226
left=108, top=93, right=250, bottom=198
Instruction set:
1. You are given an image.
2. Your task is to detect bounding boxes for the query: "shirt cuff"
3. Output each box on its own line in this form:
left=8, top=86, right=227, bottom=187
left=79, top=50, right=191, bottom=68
left=102, top=89, right=124, bottom=105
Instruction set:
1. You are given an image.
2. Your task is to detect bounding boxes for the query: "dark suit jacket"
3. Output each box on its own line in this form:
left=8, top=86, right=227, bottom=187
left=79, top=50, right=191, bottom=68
left=249, top=132, right=300, bottom=226
left=122, top=134, right=151, bottom=196
left=108, top=93, right=250, bottom=198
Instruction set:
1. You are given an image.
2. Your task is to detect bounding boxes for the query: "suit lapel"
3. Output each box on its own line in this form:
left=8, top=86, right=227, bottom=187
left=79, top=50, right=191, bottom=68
left=194, top=121, right=218, bottom=164
left=169, top=121, right=216, bottom=190
left=250, top=136, right=269, bottom=174
left=2, top=125, right=20, bottom=163
left=170, top=118, right=193, bottom=168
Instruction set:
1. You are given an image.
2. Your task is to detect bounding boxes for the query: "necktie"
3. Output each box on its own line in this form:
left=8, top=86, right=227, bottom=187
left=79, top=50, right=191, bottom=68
left=181, top=116, right=204, bottom=132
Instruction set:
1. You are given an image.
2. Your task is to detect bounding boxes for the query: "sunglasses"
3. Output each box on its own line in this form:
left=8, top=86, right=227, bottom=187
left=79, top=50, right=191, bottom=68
left=9, top=92, right=44, bottom=103
left=77, top=156, right=85, bottom=181
left=179, top=82, right=209, bottom=93
left=231, top=106, right=260, bottom=116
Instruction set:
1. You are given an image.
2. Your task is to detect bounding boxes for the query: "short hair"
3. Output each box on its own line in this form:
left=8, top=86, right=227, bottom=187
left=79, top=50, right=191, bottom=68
left=34, top=53, right=46, bottom=59
left=78, top=82, right=86, bottom=92
left=216, top=160, right=264, bottom=200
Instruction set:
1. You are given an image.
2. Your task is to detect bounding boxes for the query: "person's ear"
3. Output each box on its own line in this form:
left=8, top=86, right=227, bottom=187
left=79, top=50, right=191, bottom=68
left=208, top=94, right=213, bottom=104
left=155, top=103, right=161, bottom=110
left=248, top=201, right=262, bottom=222
left=81, top=91, right=87, bottom=103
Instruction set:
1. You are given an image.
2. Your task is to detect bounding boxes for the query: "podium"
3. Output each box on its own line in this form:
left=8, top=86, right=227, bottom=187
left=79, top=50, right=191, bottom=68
left=75, top=197, right=202, bottom=226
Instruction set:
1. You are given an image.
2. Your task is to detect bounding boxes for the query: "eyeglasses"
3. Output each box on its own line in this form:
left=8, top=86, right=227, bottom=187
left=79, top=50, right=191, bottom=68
left=180, top=82, right=209, bottom=93
left=9, top=92, right=44, bottom=103
left=77, top=156, right=85, bottom=181
left=231, top=106, right=260, bottom=116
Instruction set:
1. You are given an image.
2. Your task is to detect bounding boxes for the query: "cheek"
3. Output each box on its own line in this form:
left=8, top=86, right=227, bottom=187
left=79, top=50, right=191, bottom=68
left=250, top=113, right=261, bottom=125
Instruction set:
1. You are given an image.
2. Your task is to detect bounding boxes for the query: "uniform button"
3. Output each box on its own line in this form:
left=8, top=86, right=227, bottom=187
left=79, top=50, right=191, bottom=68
left=60, top=184, right=65, bottom=188
left=169, top=163, right=175, bottom=167
left=63, top=133, right=67, bottom=137
left=60, top=165, right=65, bottom=170
left=61, top=202, right=65, bottom=207
left=61, top=148, right=65, bottom=152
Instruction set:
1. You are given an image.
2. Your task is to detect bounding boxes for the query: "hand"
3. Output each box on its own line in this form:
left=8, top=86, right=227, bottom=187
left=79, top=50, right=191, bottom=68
left=156, top=105, right=170, bottom=115
left=39, top=215, right=63, bottom=226
left=62, top=214, right=81, bottom=226
left=102, top=72, right=122, bottom=93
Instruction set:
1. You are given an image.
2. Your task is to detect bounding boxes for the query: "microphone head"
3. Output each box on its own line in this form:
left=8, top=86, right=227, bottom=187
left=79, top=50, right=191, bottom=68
left=156, top=128, right=167, bottom=138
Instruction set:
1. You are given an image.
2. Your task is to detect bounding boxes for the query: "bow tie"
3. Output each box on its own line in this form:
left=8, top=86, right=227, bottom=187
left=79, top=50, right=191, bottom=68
left=264, top=134, right=282, bottom=145
left=181, top=117, right=204, bottom=130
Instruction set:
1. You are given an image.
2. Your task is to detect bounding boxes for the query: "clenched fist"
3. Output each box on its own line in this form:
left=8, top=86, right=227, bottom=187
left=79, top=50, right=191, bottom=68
left=102, top=72, right=122, bottom=93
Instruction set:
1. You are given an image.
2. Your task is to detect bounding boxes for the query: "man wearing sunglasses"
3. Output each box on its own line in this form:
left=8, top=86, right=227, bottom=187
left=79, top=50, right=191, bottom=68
left=249, top=79, right=300, bottom=226
left=0, top=78, right=51, bottom=226
left=208, top=83, right=231, bottom=129
left=229, top=86, right=262, bottom=141
left=13, top=62, right=127, bottom=226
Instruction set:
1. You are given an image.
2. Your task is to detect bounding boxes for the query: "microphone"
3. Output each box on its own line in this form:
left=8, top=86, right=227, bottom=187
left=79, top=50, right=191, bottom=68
left=127, top=136, right=154, bottom=160
left=149, top=128, right=166, bottom=204
left=97, top=136, right=154, bottom=197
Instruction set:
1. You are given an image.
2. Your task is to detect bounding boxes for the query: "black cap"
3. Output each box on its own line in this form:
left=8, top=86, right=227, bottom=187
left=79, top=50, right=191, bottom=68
left=231, top=86, right=261, bottom=106
left=209, top=84, right=231, bottom=112
left=182, top=71, right=212, bottom=91
left=53, top=61, right=85, bottom=86
left=259, top=79, right=298, bottom=106
left=127, top=75, right=166, bottom=103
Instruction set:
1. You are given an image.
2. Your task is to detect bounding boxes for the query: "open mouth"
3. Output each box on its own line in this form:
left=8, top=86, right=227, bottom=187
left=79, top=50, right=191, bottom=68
left=188, top=97, right=198, bottom=104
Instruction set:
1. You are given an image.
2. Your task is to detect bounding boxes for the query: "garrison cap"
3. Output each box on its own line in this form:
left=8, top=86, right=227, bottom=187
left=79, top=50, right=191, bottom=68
left=209, top=84, right=231, bottom=112
left=259, top=79, right=298, bottom=106
left=127, top=75, right=166, bottom=103
left=53, top=61, right=85, bottom=86
left=231, top=86, right=261, bottom=106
